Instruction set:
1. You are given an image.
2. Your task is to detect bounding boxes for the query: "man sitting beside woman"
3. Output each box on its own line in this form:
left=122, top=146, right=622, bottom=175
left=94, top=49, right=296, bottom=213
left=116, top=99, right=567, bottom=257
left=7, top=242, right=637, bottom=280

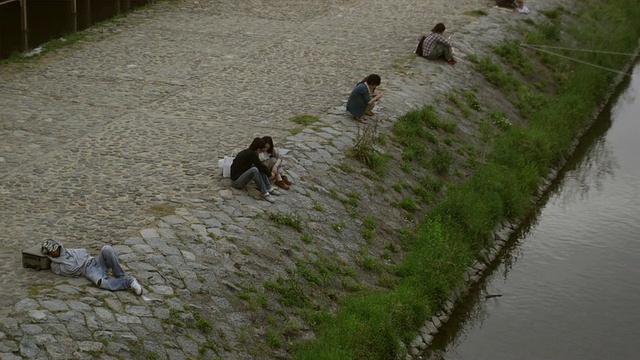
left=496, top=0, right=530, bottom=14
left=230, top=137, right=282, bottom=203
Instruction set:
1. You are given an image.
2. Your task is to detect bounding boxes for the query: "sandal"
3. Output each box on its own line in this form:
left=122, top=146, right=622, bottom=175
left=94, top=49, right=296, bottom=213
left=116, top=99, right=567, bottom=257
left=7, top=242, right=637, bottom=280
left=355, top=117, right=368, bottom=124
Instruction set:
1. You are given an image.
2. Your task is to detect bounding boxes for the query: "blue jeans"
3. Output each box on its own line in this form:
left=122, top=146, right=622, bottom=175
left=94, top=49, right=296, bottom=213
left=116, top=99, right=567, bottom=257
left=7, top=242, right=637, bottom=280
left=84, top=245, right=133, bottom=291
left=231, top=167, right=270, bottom=194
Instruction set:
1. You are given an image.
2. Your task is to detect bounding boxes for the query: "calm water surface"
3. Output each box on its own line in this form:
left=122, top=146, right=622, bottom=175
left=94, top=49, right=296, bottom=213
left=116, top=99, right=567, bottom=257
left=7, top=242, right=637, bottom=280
left=426, top=61, right=640, bottom=360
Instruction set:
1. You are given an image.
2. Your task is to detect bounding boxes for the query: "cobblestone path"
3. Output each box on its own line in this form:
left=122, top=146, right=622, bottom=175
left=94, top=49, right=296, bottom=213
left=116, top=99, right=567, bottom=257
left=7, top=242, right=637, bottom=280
left=0, top=0, right=548, bottom=358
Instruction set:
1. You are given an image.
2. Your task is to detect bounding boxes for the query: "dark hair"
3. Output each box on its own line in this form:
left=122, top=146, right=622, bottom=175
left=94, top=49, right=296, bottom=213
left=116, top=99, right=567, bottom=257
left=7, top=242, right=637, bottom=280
left=432, top=23, right=445, bottom=33
left=249, top=137, right=266, bottom=151
left=262, top=136, right=275, bottom=156
left=364, top=74, right=381, bottom=86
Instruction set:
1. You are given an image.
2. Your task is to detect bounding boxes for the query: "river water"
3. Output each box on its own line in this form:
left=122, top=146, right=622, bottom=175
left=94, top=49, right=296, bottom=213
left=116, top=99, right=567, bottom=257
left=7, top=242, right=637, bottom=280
left=426, top=61, right=640, bottom=360
left=0, top=0, right=148, bottom=59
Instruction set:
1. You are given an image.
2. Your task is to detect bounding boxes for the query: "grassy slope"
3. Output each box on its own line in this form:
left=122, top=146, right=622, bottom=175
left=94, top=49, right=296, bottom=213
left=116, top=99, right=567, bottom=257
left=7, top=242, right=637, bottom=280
left=293, top=0, right=640, bottom=358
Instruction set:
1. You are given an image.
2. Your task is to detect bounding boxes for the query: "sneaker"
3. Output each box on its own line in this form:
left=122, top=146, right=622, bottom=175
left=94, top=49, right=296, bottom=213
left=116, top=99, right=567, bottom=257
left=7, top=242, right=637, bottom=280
left=130, top=277, right=143, bottom=296
left=518, top=6, right=530, bottom=14
left=268, top=188, right=283, bottom=196
left=261, top=193, right=276, bottom=203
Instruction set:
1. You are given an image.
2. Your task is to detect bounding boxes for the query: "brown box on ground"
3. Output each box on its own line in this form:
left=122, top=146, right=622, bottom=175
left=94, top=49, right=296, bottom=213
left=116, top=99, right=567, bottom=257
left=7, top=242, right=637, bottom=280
left=22, top=244, right=51, bottom=270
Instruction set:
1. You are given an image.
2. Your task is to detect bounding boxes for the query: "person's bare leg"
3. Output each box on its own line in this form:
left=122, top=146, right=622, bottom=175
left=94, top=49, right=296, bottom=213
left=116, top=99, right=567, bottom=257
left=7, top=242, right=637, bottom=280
left=364, top=101, right=375, bottom=116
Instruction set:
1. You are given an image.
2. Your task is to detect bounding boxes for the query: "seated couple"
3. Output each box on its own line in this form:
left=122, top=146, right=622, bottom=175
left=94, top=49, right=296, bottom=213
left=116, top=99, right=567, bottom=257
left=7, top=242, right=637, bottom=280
left=496, top=0, right=530, bottom=14
left=230, top=137, right=293, bottom=203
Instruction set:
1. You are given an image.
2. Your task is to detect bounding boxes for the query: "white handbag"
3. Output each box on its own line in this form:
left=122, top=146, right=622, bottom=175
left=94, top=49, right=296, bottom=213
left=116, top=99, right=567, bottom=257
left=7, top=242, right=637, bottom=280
left=218, top=156, right=234, bottom=178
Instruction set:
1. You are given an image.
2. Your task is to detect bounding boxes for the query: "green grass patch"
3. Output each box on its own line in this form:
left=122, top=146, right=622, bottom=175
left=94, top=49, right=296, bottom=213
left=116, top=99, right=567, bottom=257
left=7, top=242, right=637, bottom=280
left=467, top=9, right=488, bottom=16
left=1, top=31, right=86, bottom=65
left=269, top=212, right=303, bottom=232
left=393, top=197, right=419, bottom=214
left=331, top=221, right=346, bottom=232
left=351, top=122, right=391, bottom=172
left=493, top=40, right=534, bottom=75
left=290, top=114, right=319, bottom=125
left=428, top=146, right=454, bottom=175
left=301, top=233, right=313, bottom=244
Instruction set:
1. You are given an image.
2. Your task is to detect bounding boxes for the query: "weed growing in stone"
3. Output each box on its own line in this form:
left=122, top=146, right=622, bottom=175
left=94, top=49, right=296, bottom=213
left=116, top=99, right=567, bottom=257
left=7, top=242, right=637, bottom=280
left=490, top=110, right=512, bottom=130
left=269, top=212, right=303, bottom=232
left=360, top=228, right=374, bottom=243
left=331, top=221, right=346, bottom=232
left=362, top=215, right=377, bottom=231
left=542, top=6, right=565, bottom=19
left=464, top=89, right=482, bottom=111
left=336, top=162, right=354, bottom=173
left=290, top=114, right=319, bottom=125
left=266, top=329, right=283, bottom=349
left=267, top=230, right=284, bottom=245
left=263, top=275, right=310, bottom=308
left=196, top=318, right=213, bottom=333
left=350, top=119, right=390, bottom=172
left=300, top=233, right=313, bottom=244
left=468, top=9, right=488, bottom=16
left=493, top=40, right=534, bottom=75
left=358, top=255, right=380, bottom=272
left=146, top=203, right=176, bottom=217
left=394, top=197, right=419, bottom=214
left=384, top=242, right=399, bottom=253
left=236, top=292, right=251, bottom=301
left=330, top=189, right=359, bottom=207
left=428, top=146, right=454, bottom=175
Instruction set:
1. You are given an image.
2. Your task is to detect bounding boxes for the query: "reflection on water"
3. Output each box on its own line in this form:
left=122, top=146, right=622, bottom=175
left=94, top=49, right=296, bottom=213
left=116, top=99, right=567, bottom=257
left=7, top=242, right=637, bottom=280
left=554, top=115, right=617, bottom=208
left=425, top=62, right=640, bottom=360
left=0, top=0, right=149, bottom=59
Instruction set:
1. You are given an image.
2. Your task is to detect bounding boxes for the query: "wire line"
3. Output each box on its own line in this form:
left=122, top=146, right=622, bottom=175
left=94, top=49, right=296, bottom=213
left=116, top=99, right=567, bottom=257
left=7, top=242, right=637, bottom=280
left=520, top=44, right=631, bottom=77
left=520, top=43, right=637, bottom=56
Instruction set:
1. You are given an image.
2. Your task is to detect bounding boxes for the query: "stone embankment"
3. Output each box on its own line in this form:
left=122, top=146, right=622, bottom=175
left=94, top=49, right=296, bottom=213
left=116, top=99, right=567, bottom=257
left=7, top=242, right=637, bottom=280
left=0, top=0, right=564, bottom=358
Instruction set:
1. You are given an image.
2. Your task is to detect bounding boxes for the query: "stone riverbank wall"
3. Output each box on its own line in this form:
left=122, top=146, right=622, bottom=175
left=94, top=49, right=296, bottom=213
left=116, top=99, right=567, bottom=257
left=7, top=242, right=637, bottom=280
left=0, top=0, right=601, bottom=359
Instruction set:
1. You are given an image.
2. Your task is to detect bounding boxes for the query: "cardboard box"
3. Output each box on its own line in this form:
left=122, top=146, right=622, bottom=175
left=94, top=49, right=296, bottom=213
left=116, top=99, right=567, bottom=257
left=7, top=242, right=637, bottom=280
left=22, top=244, right=51, bottom=270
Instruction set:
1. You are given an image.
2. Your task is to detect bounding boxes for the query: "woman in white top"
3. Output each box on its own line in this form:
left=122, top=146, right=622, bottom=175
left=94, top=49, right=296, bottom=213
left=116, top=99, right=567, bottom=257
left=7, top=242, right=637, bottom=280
left=260, top=136, right=293, bottom=190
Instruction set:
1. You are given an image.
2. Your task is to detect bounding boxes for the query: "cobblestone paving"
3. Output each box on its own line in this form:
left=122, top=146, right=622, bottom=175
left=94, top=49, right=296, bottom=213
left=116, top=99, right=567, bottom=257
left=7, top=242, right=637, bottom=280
left=0, top=0, right=554, bottom=358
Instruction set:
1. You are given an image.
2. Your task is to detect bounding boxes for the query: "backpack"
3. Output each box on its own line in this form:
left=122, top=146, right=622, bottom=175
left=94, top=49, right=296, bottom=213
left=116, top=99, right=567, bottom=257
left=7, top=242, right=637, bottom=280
left=415, top=35, right=426, bottom=57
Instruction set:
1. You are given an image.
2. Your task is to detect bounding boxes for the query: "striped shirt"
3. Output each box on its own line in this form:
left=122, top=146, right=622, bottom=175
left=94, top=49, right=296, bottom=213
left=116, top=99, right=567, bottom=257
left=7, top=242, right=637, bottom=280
left=422, top=32, right=452, bottom=57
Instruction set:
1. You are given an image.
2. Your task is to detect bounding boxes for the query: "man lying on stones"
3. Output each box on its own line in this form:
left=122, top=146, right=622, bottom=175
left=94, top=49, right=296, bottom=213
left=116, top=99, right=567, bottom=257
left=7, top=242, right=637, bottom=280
left=41, top=238, right=143, bottom=295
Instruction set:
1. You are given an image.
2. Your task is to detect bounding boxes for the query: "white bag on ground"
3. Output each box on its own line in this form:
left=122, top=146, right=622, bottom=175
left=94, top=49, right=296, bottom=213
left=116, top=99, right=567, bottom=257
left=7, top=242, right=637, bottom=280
left=218, top=156, right=234, bottom=178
